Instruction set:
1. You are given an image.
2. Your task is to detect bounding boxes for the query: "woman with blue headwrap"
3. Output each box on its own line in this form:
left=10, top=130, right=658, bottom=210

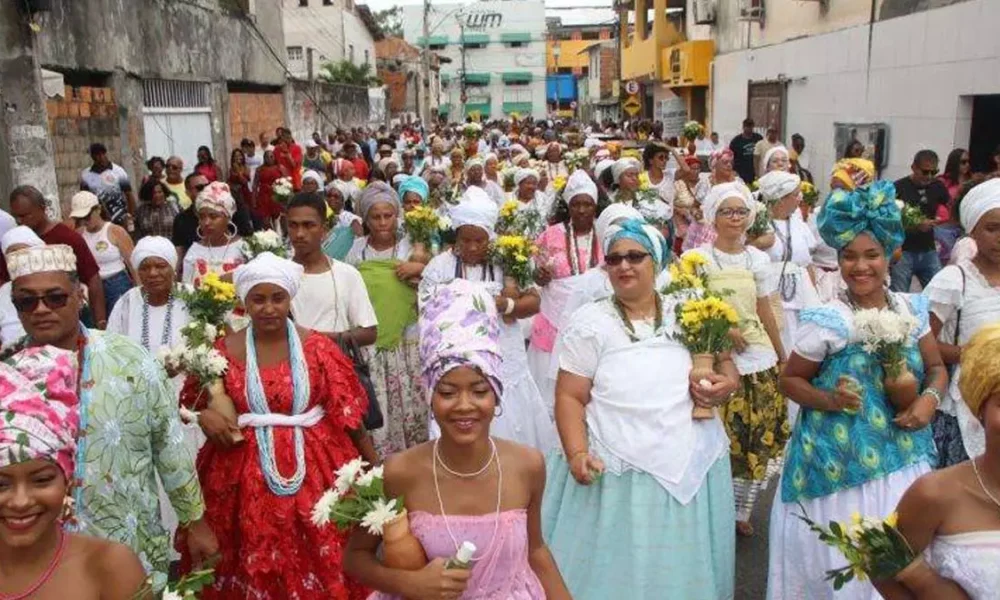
left=543, top=217, right=740, bottom=599
left=683, top=180, right=789, bottom=538
left=769, top=181, right=946, bottom=600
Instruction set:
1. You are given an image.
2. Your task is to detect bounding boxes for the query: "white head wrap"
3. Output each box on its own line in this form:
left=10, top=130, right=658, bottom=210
left=392, top=173, right=409, bottom=187
left=8, top=245, right=77, bottom=280
left=484, top=153, right=498, bottom=164
left=757, top=170, right=801, bottom=202
left=509, top=144, right=526, bottom=156
left=702, top=181, right=755, bottom=227
left=583, top=137, right=604, bottom=151
left=131, top=236, right=177, bottom=272
left=960, top=178, right=1000, bottom=233
left=377, top=156, right=399, bottom=173
left=762, top=145, right=789, bottom=172
left=302, top=170, right=325, bottom=187
left=594, top=159, right=615, bottom=181
left=464, top=156, right=485, bottom=174
left=595, top=204, right=642, bottom=249
left=611, top=158, right=641, bottom=185
left=450, top=187, right=499, bottom=239
left=564, top=170, right=598, bottom=205
left=514, top=167, right=540, bottom=187
left=233, top=252, right=305, bottom=303
left=512, top=153, right=531, bottom=167
left=1, top=226, right=44, bottom=256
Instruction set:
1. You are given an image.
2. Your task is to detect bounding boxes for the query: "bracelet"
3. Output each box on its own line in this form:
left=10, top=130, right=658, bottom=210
left=921, top=387, right=943, bottom=408
left=504, top=297, right=516, bottom=315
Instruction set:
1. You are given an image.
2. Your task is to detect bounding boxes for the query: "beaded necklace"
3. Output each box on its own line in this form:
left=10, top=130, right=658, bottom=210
left=0, top=531, right=67, bottom=600
left=612, top=293, right=663, bottom=342
left=244, top=318, right=311, bottom=496
left=564, top=222, right=598, bottom=276
left=772, top=219, right=797, bottom=302
left=140, top=290, right=175, bottom=350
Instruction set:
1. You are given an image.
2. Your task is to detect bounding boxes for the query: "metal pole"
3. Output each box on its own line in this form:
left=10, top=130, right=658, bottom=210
left=459, top=18, right=467, bottom=120
left=421, top=0, right=431, bottom=128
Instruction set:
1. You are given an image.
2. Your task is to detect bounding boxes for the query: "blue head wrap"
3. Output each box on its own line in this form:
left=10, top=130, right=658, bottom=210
left=397, top=176, right=429, bottom=202
left=817, top=180, right=904, bottom=254
left=605, top=217, right=670, bottom=273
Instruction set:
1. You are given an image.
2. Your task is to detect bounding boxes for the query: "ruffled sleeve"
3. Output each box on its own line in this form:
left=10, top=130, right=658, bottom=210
left=747, top=247, right=778, bottom=297
left=556, top=303, right=606, bottom=379
left=899, top=292, right=932, bottom=340
left=922, top=264, right=965, bottom=325
left=308, top=333, right=366, bottom=432
left=794, top=305, right=851, bottom=362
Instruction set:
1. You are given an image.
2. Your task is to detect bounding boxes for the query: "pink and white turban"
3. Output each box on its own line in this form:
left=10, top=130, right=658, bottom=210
left=418, top=279, right=503, bottom=402
left=0, top=346, right=79, bottom=478
left=195, top=181, right=237, bottom=218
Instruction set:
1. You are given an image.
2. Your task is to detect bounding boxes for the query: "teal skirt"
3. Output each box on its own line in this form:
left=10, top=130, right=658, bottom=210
left=542, top=453, right=735, bottom=600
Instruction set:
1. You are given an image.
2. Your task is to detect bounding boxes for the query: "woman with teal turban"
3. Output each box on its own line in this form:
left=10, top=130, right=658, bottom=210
left=398, top=175, right=429, bottom=214
left=769, top=181, right=947, bottom=599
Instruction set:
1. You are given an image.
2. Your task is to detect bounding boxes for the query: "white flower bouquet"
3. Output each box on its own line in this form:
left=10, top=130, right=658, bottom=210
left=746, top=200, right=773, bottom=238
left=854, top=307, right=920, bottom=410
left=272, top=176, right=294, bottom=204
left=563, top=149, right=588, bottom=173
left=243, top=229, right=287, bottom=260
left=462, top=122, right=483, bottom=137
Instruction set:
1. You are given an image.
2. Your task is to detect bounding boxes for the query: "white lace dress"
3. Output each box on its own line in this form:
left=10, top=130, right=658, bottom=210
left=925, top=531, right=1000, bottom=600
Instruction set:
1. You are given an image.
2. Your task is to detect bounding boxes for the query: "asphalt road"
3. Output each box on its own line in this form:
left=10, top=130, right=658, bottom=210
left=734, top=477, right=778, bottom=600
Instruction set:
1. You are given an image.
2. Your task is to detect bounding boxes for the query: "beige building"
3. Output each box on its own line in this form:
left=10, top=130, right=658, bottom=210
left=703, top=0, right=1000, bottom=181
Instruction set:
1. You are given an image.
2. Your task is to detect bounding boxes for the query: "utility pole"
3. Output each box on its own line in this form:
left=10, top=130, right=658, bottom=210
left=421, top=0, right=431, bottom=129
left=458, top=17, right=467, bottom=119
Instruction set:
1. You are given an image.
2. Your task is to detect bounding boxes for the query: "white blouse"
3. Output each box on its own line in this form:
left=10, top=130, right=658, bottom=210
left=344, top=235, right=414, bottom=267
left=106, top=286, right=192, bottom=354
left=926, top=531, right=1000, bottom=600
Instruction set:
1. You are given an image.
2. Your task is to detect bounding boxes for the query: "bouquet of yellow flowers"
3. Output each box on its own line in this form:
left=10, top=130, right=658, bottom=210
left=801, top=181, right=819, bottom=207
left=674, top=294, right=740, bottom=419
left=489, top=234, right=538, bottom=289
left=664, top=252, right=709, bottom=295
left=798, top=510, right=915, bottom=591
left=496, top=200, right=544, bottom=238
left=403, top=205, right=448, bottom=246
left=177, top=273, right=237, bottom=325
left=552, top=175, right=567, bottom=194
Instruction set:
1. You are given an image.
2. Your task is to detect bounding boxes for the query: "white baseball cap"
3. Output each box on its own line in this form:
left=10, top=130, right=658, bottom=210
left=69, top=191, right=100, bottom=219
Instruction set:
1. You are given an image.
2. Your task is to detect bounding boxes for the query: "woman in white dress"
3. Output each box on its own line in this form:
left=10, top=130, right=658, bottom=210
left=419, top=187, right=558, bottom=452
left=923, top=178, right=1000, bottom=467
left=877, top=323, right=1000, bottom=600
left=608, top=158, right=672, bottom=227
left=181, top=181, right=247, bottom=287
left=768, top=180, right=946, bottom=600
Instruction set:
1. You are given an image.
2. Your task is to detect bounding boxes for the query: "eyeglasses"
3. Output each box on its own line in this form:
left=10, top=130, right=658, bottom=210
left=718, top=208, right=751, bottom=219
left=605, top=251, right=650, bottom=267
left=12, top=292, right=71, bottom=313
left=918, top=168, right=939, bottom=177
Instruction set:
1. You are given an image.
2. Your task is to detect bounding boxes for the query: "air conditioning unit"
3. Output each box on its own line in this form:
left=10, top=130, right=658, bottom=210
left=738, top=0, right=764, bottom=21
left=692, top=0, right=716, bottom=24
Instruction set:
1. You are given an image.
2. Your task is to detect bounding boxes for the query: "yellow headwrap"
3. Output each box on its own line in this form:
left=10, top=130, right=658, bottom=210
left=958, top=324, right=1000, bottom=419
left=830, top=158, right=876, bottom=191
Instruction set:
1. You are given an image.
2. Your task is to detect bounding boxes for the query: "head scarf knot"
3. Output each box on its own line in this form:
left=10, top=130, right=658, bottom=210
left=398, top=176, right=429, bottom=202
left=0, top=346, right=80, bottom=478
left=830, top=158, right=876, bottom=191
left=418, top=279, right=503, bottom=402
left=817, top=180, right=904, bottom=254
left=958, top=324, right=1000, bottom=419
left=605, top=217, right=670, bottom=272
left=959, top=178, right=1000, bottom=233
left=563, top=170, right=598, bottom=205
left=358, top=181, right=400, bottom=220
left=758, top=170, right=801, bottom=202
left=131, top=236, right=177, bottom=272
left=450, top=187, right=498, bottom=239
left=233, top=252, right=305, bottom=303
left=702, top=181, right=755, bottom=226
left=195, top=181, right=236, bottom=218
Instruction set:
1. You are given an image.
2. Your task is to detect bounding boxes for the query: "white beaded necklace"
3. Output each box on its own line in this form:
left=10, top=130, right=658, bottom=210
left=432, top=438, right=502, bottom=563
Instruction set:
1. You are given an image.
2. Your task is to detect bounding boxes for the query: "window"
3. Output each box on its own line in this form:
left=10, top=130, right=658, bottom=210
left=364, top=49, right=370, bottom=65
left=509, top=41, right=526, bottom=48
left=299, top=0, right=308, bottom=6
left=323, top=0, right=334, bottom=4
left=287, top=46, right=304, bottom=62
left=582, top=31, right=600, bottom=41
left=349, top=44, right=355, bottom=63
left=503, top=88, right=532, bottom=103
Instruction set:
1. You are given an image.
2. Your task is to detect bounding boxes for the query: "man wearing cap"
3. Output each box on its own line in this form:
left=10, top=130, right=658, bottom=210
left=302, top=139, right=327, bottom=173
left=79, top=142, right=136, bottom=230
left=2, top=185, right=108, bottom=328
left=2, top=243, right=217, bottom=588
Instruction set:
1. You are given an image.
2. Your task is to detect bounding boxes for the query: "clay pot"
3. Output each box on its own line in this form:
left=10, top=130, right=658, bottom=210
left=207, top=379, right=244, bottom=443
left=381, top=509, right=428, bottom=571
left=690, top=353, right=717, bottom=420
left=883, top=365, right=919, bottom=411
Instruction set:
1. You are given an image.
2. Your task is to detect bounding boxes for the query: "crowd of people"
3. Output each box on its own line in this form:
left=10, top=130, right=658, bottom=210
left=1, top=115, right=1000, bottom=600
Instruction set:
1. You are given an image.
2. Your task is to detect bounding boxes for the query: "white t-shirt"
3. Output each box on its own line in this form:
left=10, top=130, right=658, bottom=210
left=291, top=260, right=378, bottom=334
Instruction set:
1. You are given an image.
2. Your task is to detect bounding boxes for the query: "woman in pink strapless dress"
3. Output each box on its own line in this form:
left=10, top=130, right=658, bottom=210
left=344, top=280, right=571, bottom=600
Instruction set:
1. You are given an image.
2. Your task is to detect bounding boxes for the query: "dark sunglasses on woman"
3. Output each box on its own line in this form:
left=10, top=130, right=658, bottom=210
left=605, top=251, right=650, bottom=267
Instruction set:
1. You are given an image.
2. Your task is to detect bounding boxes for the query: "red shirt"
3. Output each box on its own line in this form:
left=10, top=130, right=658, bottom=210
left=350, top=157, right=369, bottom=181
left=0, top=223, right=100, bottom=283
left=194, top=162, right=220, bottom=182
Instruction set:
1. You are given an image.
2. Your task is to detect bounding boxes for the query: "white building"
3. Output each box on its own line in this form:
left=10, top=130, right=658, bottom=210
left=402, top=0, right=547, bottom=121
left=705, top=0, right=1000, bottom=182
left=283, top=0, right=379, bottom=79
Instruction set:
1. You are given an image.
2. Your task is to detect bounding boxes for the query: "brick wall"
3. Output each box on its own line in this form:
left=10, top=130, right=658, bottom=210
left=599, top=46, right=618, bottom=99
left=228, top=92, right=285, bottom=149
left=380, top=70, right=408, bottom=114
left=46, top=86, right=120, bottom=218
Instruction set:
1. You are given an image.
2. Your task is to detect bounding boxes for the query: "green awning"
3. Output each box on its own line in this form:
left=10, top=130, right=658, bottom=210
left=500, top=32, right=532, bottom=44
left=460, top=33, right=490, bottom=46
left=438, top=103, right=451, bottom=115
left=463, top=73, right=490, bottom=85
left=502, top=102, right=532, bottom=114
left=417, top=35, right=449, bottom=47
left=502, top=72, right=533, bottom=84
left=464, top=102, right=491, bottom=118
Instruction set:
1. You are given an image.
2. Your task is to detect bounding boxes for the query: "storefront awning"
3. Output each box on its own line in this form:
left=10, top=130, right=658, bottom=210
left=500, top=32, right=532, bottom=44
left=463, top=73, right=491, bottom=86
left=460, top=34, right=490, bottom=46
left=418, top=35, right=449, bottom=47
left=502, top=72, right=533, bottom=84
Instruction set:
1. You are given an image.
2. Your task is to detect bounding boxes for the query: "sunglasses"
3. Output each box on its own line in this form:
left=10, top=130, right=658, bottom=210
left=605, top=251, right=650, bottom=267
left=919, top=168, right=939, bottom=177
left=718, top=208, right=751, bottom=219
left=12, top=292, right=71, bottom=313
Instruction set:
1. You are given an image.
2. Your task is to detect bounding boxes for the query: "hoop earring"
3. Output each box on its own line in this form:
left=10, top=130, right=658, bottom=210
left=196, top=226, right=205, bottom=241
left=494, top=404, right=504, bottom=418
left=225, top=221, right=238, bottom=239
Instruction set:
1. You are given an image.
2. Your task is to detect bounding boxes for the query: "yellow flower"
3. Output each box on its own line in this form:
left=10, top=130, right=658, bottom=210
left=761, top=431, right=775, bottom=446
left=730, top=441, right=742, bottom=455
left=851, top=511, right=863, bottom=525
left=638, top=171, right=651, bottom=191
left=885, top=512, right=898, bottom=528
left=753, top=464, right=767, bottom=479
left=747, top=452, right=759, bottom=469
left=553, top=176, right=567, bottom=192
left=499, top=200, right=519, bottom=219
left=515, top=254, right=528, bottom=263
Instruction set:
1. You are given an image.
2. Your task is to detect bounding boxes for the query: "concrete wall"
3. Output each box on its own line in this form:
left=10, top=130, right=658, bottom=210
left=283, top=0, right=376, bottom=77
left=711, top=0, right=1000, bottom=185
left=286, top=80, right=370, bottom=141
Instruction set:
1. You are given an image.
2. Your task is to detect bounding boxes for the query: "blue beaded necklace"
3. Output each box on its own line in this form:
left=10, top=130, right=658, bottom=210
left=244, top=318, right=311, bottom=496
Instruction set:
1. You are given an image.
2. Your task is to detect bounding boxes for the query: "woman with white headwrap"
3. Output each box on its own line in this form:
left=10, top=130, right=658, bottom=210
left=420, top=188, right=558, bottom=452
left=509, top=167, right=555, bottom=227
left=543, top=216, right=739, bottom=599
left=682, top=181, right=788, bottom=537
left=463, top=155, right=505, bottom=206
left=685, top=148, right=743, bottom=253
left=182, top=251, right=374, bottom=598
left=527, top=170, right=605, bottom=409
left=923, top=177, right=1000, bottom=467
left=321, top=180, right=364, bottom=261
left=541, top=142, right=569, bottom=191
left=301, top=169, right=326, bottom=194
left=377, top=155, right=400, bottom=183
left=181, top=181, right=247, bottom=287
left=607, top=157, right=673, bottom=231
left=0, top=226, right=44, bottom=347
left=344, top=182, right=428, bottom=455
left=760, top=145, right=791, bottom=176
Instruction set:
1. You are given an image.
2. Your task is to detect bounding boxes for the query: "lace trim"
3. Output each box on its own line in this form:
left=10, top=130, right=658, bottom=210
left=799, top=306, right=850, bottom=340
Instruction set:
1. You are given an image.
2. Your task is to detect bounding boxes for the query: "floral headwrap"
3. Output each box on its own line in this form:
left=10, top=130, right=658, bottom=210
left=195, top=181, right=236, bottom=218
left=0, top=346, right=79, bottom=478
left=830, top=158, right=876, bottom=191
left=817, top=180, right=904, bottom=254
left=709, top=148, right=734, bottom=170
left=418, top=280, right=503, bottom=402
left=958, top=323, right=1000, bottom=419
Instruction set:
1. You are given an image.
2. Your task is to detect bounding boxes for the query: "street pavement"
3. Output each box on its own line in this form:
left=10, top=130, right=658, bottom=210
left=735, top=478, right=778, bottom=600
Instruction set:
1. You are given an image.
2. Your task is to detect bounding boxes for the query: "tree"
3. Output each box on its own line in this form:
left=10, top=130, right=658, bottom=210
left=318, top=60, right=382, bottom=87
left=373, top=6, right=403, bottom=38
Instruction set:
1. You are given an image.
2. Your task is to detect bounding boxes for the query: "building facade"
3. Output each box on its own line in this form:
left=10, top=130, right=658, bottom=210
left=375, top=36, right=441, bottom=124
left=706, top=0, right=1000, bottom=181
left=546, top=20, right=615, bottom=118
left=580, top=40, right=621, bottom=124
left=283, top=0, right=379, bottom=79
left=402, top=0, right=547, bottom=122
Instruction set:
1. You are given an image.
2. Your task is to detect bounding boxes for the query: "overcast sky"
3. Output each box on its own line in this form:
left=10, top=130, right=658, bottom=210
left=364, top=0, right=617, bottom=27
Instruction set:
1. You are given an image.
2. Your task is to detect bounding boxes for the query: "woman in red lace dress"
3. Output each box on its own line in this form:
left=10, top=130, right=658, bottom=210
left=179, top=252, right=376, bottom=599
left=252, top=150, right=284, bottom=224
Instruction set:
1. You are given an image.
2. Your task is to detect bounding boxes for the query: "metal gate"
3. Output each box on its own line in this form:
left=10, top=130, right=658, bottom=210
left=747, top=81, right=785, bottom=136
left=142, top=79, right=213, bottom=174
